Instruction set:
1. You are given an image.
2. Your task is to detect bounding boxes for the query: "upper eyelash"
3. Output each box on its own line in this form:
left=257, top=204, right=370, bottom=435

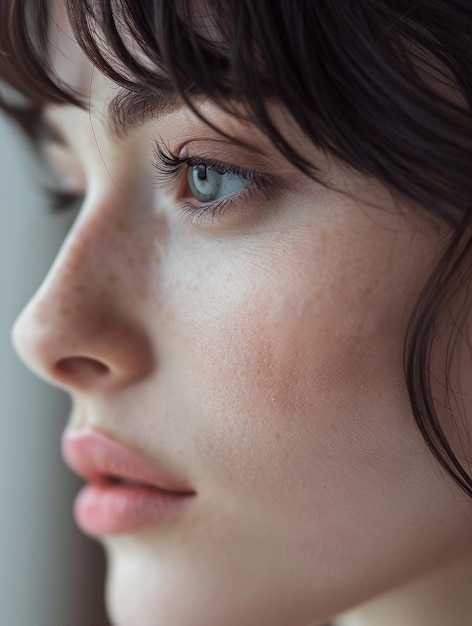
left=152, top=142, right=258, bottom=183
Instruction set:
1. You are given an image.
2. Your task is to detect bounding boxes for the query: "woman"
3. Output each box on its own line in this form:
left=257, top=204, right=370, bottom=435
left=1, top=1, right=471, bottom=625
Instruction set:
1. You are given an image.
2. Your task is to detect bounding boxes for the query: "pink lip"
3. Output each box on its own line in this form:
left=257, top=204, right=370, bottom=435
left=62, top=429, right=196, bottom=536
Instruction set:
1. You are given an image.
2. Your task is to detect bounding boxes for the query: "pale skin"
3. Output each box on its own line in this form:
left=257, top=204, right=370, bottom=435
left=11, top=4, right=472, bottom=626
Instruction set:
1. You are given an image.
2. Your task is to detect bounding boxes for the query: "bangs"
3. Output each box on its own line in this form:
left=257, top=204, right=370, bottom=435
left=1, top=0, right=471, bottom=223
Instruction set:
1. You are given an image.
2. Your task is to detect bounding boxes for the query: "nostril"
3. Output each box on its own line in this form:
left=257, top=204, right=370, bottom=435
left=54, top=357, right=110, bottom=387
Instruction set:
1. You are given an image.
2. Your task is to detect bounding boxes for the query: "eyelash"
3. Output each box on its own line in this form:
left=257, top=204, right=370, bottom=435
left=151, top=143, right=272, bottom=225
left=44, top=187, right=84, bottom=214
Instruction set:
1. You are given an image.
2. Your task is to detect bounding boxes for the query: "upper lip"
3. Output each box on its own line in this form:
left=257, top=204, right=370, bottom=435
left=61, top=428, right=195, bottom=495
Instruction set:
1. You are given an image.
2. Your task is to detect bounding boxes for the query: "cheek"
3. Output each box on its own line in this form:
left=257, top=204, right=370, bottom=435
left=168, top=224, right=409, bottom=422
left=191, top=275, right=411, bottom=487
left=163, top=220, right=430, bottom=495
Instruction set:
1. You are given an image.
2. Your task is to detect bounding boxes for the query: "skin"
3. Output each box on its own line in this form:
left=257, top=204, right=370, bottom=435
left=11, top=4, right=472, bottom=626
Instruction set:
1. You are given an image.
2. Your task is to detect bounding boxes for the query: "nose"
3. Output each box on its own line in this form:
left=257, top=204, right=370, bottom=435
left=12, top=197, right=157, bottom=393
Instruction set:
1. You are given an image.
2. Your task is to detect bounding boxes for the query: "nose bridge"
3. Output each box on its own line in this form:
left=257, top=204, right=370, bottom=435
left=12, top=193, right=159, bottom=391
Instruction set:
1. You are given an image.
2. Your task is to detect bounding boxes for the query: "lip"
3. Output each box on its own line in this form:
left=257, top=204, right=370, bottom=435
left=61, top=428, right=196, bottom=536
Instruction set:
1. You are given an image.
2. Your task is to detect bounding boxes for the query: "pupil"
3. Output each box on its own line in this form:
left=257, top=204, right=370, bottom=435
left=197, top=165, right=207, bottom=181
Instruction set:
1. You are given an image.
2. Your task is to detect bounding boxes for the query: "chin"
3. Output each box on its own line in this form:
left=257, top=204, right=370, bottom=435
left=103, top=538, right=331, bottom=626
left=104, top=543, right=184, bottom=626
left=106, top=566, right=184, bottom=626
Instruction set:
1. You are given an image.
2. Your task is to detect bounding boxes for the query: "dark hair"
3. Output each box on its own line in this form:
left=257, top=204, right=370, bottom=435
left=1, top=0, right=472, bottom=498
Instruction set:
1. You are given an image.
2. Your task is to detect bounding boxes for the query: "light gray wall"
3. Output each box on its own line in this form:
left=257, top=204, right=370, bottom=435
left=0, top=111, right=109, bottom=626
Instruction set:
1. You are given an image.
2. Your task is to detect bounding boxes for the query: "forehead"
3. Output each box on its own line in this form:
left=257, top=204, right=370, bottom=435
left=46, top=2, right=149, bottom=137
left=48, top=0, right=96, bottom=96
left=45, top=0, right=187, bottom=139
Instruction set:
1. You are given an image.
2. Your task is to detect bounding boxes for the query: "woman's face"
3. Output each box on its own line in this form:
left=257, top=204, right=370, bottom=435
left=12, top=6, right=472, bottom=626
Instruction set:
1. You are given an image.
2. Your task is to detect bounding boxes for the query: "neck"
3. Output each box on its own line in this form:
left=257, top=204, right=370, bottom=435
left=333, top=554, right=472, bottom=626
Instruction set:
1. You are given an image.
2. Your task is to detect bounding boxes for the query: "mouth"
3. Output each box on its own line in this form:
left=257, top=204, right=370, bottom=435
left=61, top=429, right=196, bottom=536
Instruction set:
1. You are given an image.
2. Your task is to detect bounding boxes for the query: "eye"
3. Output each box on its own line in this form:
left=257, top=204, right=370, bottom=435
left=187, top=164, right=253, bottom=203
left=41, top=141, right=86, bottom=214
left=151, top=143, right=272, bottom=226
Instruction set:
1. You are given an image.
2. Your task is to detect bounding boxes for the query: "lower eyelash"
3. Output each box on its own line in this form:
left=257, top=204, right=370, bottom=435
left=177, top=190, right=252, bottom=226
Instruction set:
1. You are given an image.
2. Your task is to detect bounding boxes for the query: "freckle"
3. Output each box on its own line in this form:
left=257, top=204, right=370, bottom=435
left=60, top=306, right=71, bottom=316
left=275, top=432, right=281, bottom=442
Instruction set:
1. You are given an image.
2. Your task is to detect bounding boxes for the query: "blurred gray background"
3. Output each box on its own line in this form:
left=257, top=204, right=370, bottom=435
left=0, top=110, right=110, bottom=625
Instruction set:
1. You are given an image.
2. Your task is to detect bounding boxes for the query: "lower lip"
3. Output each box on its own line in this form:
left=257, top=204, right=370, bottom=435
left=74, top=482, right=194, bottom=536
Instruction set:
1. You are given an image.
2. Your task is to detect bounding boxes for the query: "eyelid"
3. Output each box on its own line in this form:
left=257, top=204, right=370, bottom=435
left=42, top=142, right=86, bottom=195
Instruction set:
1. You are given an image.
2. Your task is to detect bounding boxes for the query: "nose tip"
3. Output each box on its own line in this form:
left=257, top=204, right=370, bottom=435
left=11, top=281, right=156, bottom=394
left=12, top=296, right=155, bottom=390
left=12, top=304, right=156, bottom=393
left=11, top=309, right=56, bottom=385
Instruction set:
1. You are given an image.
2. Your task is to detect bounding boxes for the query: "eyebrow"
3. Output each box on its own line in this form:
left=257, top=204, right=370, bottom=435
left=40, top=86, right=267, bottom=158
left=37, top=86, right=185, bottom=150
left=106, top=87, right=184, bottom=140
